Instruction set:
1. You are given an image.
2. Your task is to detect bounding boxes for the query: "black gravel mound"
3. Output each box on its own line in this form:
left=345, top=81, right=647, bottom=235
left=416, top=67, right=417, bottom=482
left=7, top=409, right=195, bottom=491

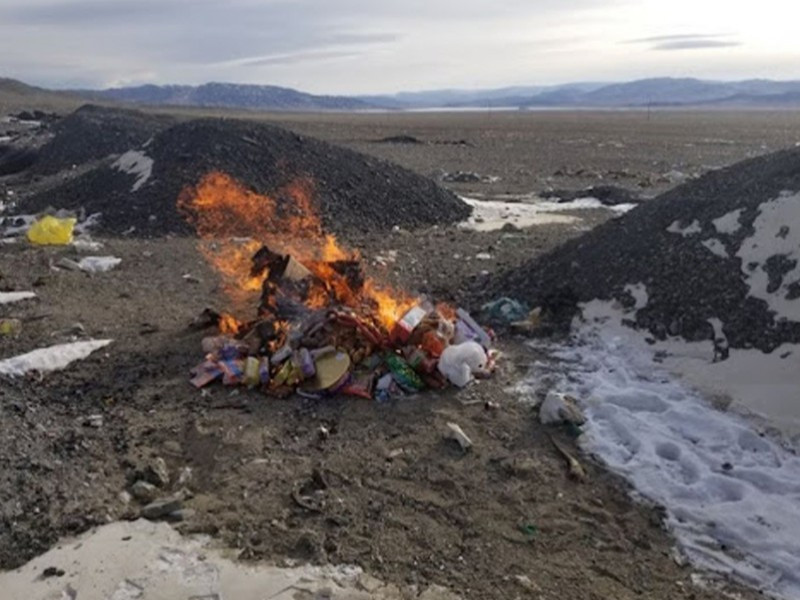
left=0, top=144, right=38, bottom=176
left=32, top=104, right=173, bottom=175
left=493, top=147, right=800, bottom=352
left=21, top=110, right=470, bottom=236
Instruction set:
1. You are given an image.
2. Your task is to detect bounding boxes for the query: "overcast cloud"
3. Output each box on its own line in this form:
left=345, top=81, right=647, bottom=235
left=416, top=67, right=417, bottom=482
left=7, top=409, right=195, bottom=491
left=1, top=0, right=798, bottom=93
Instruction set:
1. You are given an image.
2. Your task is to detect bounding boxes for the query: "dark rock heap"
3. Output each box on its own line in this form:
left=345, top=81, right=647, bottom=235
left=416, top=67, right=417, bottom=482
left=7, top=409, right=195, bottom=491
left=19, top=105, right=469, bottom=235
left=494, top=147, right=800, bottom=352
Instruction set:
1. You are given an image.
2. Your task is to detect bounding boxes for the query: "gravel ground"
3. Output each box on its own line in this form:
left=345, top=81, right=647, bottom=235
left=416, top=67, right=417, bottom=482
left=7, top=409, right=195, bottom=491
left=2, top=105, right=793, bottom=600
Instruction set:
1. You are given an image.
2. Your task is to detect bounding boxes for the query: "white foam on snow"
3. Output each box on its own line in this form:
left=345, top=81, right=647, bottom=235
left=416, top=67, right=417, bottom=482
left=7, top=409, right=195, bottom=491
left=736, top=191, right=800, bottom=322
left=0, top=340, right=112, bottom=377
left=113, top=150, right=154, bottom=192
left=519, top=302, right=800, bottom=598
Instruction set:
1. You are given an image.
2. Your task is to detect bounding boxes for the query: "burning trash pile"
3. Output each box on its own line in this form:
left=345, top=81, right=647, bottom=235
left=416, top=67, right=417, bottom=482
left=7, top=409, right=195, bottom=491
left=181, top=172, right=496, bottom=400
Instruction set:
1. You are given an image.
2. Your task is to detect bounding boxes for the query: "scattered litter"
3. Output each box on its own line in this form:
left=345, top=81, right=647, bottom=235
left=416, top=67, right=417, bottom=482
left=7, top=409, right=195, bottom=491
left=73, top=240, right=103, bottom=252
left=510, top=307, right=542, bottom=334
left=0, top=318, right=23, bottom=338
left=0, top=291, right=36, bottom=305
left=27, top=215, right=76, bottom=245
left=185, top=237, right=496, bottom=400
left=550, top=436, right=587, bottom=481
left=0, top=339, right=112, bottom=377
left=445, top=422, right=473, bottom=451
left=539, top=391, right=586, bottom=426
left=438, top=342, right=488, bottom=387
left=77, top=256, right=122, bottom=273
left=54, top=257, right=83, bottom=271
left=482, top=297, right=529, bottom=324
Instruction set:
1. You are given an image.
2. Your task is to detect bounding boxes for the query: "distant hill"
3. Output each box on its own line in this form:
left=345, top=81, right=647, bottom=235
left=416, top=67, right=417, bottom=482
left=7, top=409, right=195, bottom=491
left=364, top=78, right=800, bottom=109
left=4, top=77, right=800, bottom=114
left=358, top=82, right=605, bottom=108
left=77, top=82, right=371, bottom=111
left=0, top=78, right=83, bottom=114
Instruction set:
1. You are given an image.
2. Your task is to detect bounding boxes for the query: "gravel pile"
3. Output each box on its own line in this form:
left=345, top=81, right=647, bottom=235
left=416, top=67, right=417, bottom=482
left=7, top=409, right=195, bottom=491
left=20, top=108, right=469, bottom=236
left=31, top=105, right=173, bottom=175
left=494, top=147, right=800, bottom=352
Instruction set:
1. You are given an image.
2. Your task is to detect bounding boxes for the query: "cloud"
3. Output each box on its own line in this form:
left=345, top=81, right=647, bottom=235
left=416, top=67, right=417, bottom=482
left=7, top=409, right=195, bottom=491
left=0, top=0, right=794, bottom=93
left=653, top=39, right=742, bottom=51
left=628, top=33, right=730, bottom=43
left=221, top=50, right=365, bottom=68
left=626, top=32, right=742, bottom=52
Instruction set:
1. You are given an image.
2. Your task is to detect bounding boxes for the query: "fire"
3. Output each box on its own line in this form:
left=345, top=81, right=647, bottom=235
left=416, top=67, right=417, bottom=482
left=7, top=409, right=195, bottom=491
left=218, top=312, right=241, bottom=335
left=178, top=171, right=418, bottom=332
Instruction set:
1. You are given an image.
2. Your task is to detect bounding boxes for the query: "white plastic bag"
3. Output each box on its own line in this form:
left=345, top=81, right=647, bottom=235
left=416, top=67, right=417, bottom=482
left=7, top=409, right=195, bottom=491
left=437, top=341, right=487, bottom=387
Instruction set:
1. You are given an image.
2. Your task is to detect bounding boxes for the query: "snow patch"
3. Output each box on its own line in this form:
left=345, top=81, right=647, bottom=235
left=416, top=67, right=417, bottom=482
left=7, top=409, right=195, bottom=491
left=0, top=520, right=418, bottom=600
left=667, top=219, right=702, bottom=236
left=624, top=282, right=649, bottom=310
left=536, top=197, right=638, bottom=214
left=113, top=150, right=154, bottom=192
left=702, top=238, right=729, bottom=258
left=736, top=191, right=800, bottom=322
left=713, top=209, right=743, bottom=235
left=0, top=340, right=112, bottom=377
left=521, top=310, right=800, bottom=598
left=460, top=197, right=578, bottom=231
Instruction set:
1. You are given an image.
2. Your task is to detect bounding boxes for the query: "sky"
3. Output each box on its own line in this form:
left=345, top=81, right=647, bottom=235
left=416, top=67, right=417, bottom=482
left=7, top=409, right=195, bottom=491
left=1, top=0, right=799, bottom=94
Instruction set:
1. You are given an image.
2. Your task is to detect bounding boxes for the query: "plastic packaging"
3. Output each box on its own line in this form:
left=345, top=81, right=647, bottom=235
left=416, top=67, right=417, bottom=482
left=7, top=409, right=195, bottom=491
left=437, top=341, right=488, bottom=387
left=0, top=318, right=22, bottom=338
left=26, top=215, right=77, bottom=245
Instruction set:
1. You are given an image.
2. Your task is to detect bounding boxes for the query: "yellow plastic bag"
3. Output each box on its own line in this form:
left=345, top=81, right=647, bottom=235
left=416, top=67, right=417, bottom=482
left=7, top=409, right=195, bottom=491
left=26, top=215, right=77, bottom=245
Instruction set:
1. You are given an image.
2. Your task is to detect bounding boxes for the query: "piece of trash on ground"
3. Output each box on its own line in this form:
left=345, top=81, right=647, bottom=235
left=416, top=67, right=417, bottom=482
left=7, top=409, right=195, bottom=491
left=482, top=297, right=529, bottom=324
left=0, top=339, right=112, bottom=377
left=77, top=256, right=122, bottom=273
left=445, top=422, right=473, bottom=451
left=0, top=318, right=23, bottom=338
left=539, top=391, right=586, bottom=426
left=184, top=236, right=497, bottom=401
left=550, top=436, right=588, bottom=481
left=0, top=291, right=36, bottom=305
left=26, top=215, right=76, bottom=245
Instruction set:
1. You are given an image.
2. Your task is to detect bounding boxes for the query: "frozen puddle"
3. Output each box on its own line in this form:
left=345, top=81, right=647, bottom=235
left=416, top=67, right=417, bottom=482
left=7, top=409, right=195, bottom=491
left=460, top=196, right=636, bottom=231
left=519, top=311, right=800, bottom=598
left=0, top=520, right=458, bottom=600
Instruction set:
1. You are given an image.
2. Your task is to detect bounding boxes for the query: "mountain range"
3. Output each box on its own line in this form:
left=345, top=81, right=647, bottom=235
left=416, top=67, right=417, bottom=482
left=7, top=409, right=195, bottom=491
left=4, top=77, right=800, bottom=112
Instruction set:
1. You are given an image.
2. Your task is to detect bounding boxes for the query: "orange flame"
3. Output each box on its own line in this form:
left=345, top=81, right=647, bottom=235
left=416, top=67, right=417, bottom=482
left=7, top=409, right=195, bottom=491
left=178, top=172, right=417, bottom=332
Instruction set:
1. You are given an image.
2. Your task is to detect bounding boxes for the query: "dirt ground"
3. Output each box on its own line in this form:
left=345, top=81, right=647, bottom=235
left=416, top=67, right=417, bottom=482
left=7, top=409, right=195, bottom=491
left=3, top=108, right=796, bottom=599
